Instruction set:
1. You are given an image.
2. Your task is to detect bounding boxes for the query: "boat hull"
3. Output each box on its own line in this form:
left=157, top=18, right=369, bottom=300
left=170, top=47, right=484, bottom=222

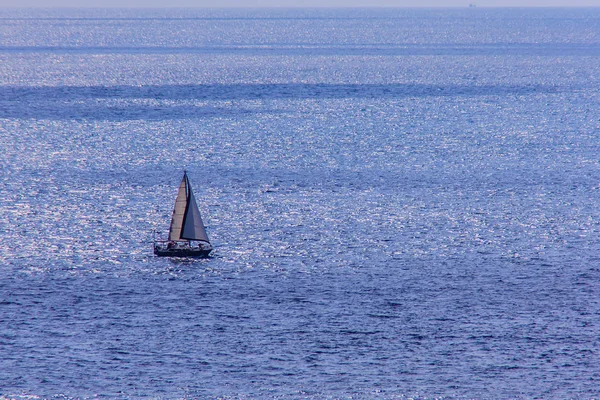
left=153, top=240, right=212, bottom=258
left=154, top=247, right=212, bottom=258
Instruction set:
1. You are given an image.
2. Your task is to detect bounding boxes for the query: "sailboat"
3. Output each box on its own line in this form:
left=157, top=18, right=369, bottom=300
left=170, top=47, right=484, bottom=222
left=153, top=171, right=213, bottom=257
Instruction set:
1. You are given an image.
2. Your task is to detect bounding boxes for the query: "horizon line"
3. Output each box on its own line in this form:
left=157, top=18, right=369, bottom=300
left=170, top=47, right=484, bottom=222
left=1, top=5, right=600, bottom=9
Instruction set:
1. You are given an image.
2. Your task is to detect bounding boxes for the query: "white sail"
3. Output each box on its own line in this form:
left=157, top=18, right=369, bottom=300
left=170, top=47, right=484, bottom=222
left=168, top=172, right=210, bottom=243
left=168, top=174, right=189, bottom=241
left=181, top=182, right=210, bottom=242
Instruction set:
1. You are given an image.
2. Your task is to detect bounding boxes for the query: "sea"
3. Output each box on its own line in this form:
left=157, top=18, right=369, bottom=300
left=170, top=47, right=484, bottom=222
left=0, top=7, right=599, bottom=399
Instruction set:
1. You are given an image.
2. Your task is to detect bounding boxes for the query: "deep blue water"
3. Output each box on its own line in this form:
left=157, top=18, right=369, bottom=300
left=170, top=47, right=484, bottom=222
left=1, top=7, right=600, bottom=399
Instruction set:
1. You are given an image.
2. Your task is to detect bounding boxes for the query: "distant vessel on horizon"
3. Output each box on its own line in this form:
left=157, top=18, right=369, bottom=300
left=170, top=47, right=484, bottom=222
left=153, top=171, right=212, bottom=258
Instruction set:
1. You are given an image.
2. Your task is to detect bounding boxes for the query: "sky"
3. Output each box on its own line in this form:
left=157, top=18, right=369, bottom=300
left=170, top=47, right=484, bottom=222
left=0, top=0, right=598, bottom=7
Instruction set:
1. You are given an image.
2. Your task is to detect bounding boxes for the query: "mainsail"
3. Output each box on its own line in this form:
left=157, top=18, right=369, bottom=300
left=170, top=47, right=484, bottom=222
left=168, top=172, right=210, bottom=243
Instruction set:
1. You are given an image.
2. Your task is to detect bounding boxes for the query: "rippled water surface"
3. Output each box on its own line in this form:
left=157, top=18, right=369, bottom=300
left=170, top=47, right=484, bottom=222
left=1, top=7, right=600, bottom=399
